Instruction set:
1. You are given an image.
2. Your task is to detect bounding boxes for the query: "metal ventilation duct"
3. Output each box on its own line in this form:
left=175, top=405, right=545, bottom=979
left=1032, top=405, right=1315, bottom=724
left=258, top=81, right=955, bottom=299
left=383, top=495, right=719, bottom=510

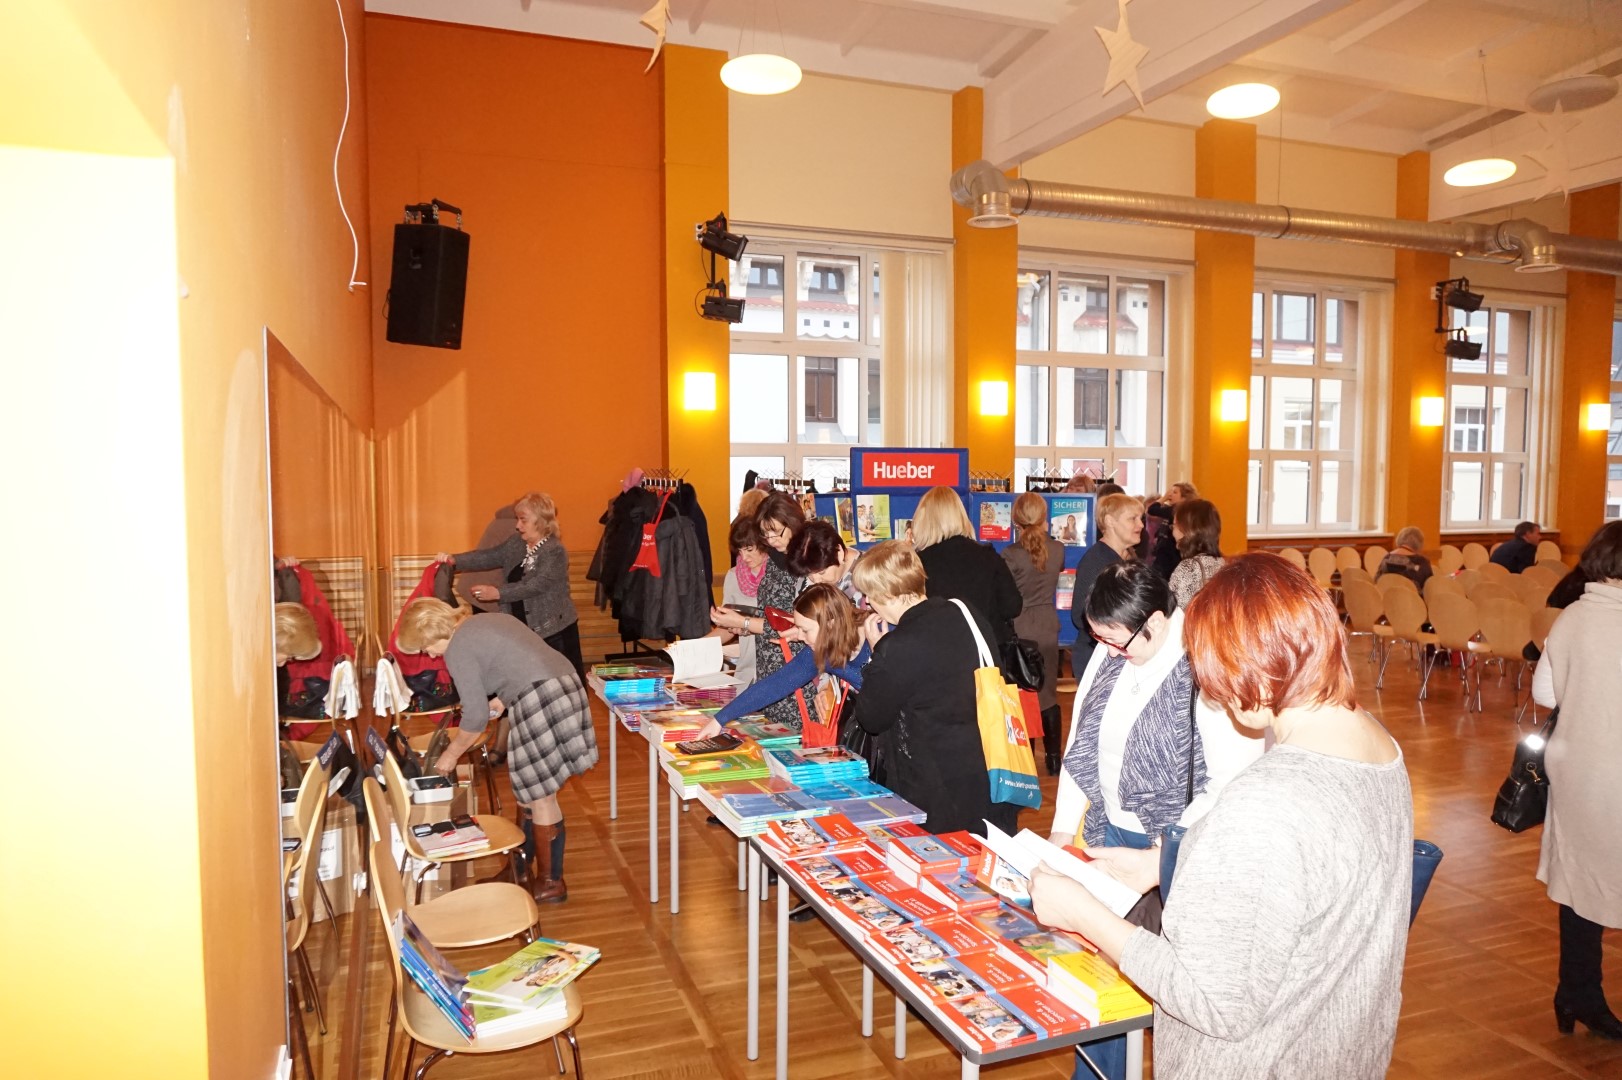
left=949, top=160, right=1622, bottom=277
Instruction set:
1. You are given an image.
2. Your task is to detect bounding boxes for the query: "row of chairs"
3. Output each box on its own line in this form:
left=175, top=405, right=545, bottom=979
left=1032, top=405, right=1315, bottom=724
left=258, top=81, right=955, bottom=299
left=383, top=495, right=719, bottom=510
left=1279, top=539, right=1565, bottom=584
left=1338, top=563, right=1565, bottom=610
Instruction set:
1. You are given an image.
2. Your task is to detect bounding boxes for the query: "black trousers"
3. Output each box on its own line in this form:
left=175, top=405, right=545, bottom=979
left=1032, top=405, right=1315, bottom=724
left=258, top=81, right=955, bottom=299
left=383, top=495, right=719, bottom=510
left=1559, top=903, right=1611, bottom=1009
left=545, top=620, right=585, bottom=682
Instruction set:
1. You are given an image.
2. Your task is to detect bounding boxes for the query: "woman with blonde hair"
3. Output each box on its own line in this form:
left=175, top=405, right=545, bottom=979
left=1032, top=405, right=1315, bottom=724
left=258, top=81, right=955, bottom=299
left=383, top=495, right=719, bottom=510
left=397, top=598, right=598, bottom=904
left=910, top=486, right=1022, bottom=650
left=1377, top=526, right=1433, bottom=589
left=1068, top=492, right=1147, bottom=676
left=437, top=491, right=582, bottom=678
left=1002, top=493, right=1067, bottom=774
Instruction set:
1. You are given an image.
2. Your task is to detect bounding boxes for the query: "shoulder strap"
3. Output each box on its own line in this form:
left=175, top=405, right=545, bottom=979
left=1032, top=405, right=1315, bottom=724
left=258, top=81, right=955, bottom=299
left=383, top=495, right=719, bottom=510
left=1185, top=671, right=1199, bottom=806
left=948, top=598, right=995, bottom=668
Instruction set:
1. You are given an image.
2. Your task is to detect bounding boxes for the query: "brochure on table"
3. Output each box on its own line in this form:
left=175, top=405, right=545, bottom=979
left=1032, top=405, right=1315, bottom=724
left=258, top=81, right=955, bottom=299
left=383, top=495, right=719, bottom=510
left=812, top=448, right=1096, bottom=646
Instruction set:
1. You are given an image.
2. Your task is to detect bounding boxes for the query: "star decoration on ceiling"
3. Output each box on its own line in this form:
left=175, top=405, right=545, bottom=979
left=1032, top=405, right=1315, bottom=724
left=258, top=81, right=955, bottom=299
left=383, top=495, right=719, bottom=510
left=639, top=0, right=670, bottom=73
left=1095, top=0, right=1150, bottom=109
left=1525, top=103, right=1581, bottom=202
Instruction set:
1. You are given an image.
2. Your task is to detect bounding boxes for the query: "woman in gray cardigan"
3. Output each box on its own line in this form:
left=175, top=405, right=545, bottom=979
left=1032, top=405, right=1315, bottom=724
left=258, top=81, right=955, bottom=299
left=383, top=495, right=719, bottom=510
left=439, top=491, right=582, bottom=678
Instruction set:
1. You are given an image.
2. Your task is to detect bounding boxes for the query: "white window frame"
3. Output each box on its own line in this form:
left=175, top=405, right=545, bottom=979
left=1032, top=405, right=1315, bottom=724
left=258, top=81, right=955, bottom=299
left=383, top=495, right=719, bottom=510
left=1607, top=309, right=1621, bottom=521
left=1442, top=302, right=1546, bottom=530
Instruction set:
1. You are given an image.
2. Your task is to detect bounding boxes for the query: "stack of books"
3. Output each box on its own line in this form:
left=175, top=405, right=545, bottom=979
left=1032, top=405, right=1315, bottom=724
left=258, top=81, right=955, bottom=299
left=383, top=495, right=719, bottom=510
left=764, top=745, right=869, bottom=785
left=599, top=676, right=672, bottom=704
left=641, top=709, right=717, bottom=744
left=462, top=936, right=600, bottom=1035
left=395, top=913, right=475, bottom=1040
left=759, top=812, right=867, bottom=857
left=665, top=747, right=772, bottom=784
left=410, top=815, right=490, bottom=857
left=1046, top=950, right=1152, bottom=1025
left=673, top=684, right=739, bottom=708
left=725, top=716, right=801, bottom=749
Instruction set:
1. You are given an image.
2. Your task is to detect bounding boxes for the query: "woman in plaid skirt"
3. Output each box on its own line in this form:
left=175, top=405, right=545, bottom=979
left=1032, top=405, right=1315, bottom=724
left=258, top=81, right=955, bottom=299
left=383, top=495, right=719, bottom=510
left=398, top=598, right=599, bottom=903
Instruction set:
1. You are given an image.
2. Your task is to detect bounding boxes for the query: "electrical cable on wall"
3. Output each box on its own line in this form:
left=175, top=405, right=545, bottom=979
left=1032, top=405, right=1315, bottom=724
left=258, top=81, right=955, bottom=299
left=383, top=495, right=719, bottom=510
left=333, top=0, right=366, bottom=291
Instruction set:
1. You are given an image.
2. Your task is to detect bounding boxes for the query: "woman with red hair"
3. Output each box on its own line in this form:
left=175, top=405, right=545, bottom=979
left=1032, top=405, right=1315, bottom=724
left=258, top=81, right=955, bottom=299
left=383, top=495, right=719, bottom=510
left=1032, top=553, right=1413, bottom=1079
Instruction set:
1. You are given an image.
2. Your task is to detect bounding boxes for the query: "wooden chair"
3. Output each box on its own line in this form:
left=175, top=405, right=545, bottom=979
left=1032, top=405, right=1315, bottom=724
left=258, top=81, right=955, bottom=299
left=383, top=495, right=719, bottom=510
left=1536, top=539, right=1563, bottom=563
left=1341, top=580, right=1384, bottom=663
left=284, top=753, right=334, bottom=1075
left=1376, top=573, right=1419, bottom=599
left=1454, top=568, right=1482, bottom=594
left=1307, top=547, right=1338, bottom=589
left=1515, top=606, right=1564, bottom=726
left=1423, top=575, right=1463, bottom=604
left=1363, top=544, right=1389, bottom=576
left=381, top=750, right=527, bottom=902
left=1469, top=598, right=1533, bottom=713
left=369, top=838, right=585, bottom=1080
left=1278, top=547, right=1307, bottom=571
left=1461, top=542, right=1489, bottom=570
left=1511, top=574, right=1552, bottom=609
left=1468, top=581, right=1517, bottom=607
left=1536, top=557, right=1569, bottom=578
left=1477, top=561, right=1512, bottom=584
left=1374, top=588, right=1432, bottom=690
left=1339, top=565, right=1374, bottom=588
left=1423, top=594, right=1481, bottom=707
left=1436, top=544, right=1464, bottom=575
left=1335, top=546, right=1361, bottom=571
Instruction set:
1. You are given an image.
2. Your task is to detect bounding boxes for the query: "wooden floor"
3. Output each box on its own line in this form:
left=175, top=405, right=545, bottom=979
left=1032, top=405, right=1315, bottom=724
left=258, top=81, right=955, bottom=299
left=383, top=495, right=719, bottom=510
left=300, top=639, right=1622, bottom=1080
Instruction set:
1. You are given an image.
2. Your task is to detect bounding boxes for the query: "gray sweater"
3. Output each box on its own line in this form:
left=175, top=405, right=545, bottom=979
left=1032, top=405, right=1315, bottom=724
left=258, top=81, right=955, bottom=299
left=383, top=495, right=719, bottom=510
left=453, top=533, right=579, bottom=639
left=443, top=614, right=577, bottom=734
left=1119, top=742, right=1412, bottom=1079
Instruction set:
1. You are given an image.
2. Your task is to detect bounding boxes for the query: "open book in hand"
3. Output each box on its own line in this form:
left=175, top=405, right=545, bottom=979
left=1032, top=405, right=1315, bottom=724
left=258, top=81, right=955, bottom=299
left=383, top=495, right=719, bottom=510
left=663, top=637, right=741, bottom=690
left=979, top=821, right=1142, bottom=918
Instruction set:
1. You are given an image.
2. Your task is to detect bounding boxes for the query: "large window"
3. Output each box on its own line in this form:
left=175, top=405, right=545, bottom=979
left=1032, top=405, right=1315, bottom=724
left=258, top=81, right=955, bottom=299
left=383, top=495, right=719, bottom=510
left=1248, top=285, right=1362, bottom=532
left=1013, top=267, right=1167, bottom=495
left=1444, top=305, right=1538, bottom=527
left=1608, top=314, right=1622, bottom=520
left=728, top=245, right=882, bottom=513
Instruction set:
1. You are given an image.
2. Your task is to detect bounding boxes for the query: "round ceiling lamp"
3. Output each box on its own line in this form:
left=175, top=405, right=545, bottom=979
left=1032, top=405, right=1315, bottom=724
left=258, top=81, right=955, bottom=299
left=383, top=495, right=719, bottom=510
left=720, top=53, right=802, bottom=95
left=1205, top=83, right=1281, bottom=120
left=1526, top=74, right=1618, bottom=114
left=1443, top=158, right=1517, bottom=187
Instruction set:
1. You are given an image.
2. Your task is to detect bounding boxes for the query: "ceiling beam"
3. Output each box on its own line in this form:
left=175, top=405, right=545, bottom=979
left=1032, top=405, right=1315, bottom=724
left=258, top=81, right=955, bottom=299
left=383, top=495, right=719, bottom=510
left=1473, top=0, right=1619, bottom=31
left=1139, top=89, right=1428, bottom=157
left=1328, top=89, right=1396, bottom=128
left=983, top=0, right=1355, bottom=168
left=977, top=25, right=1044, bottom=78
left=1443, top=21, right=1537, bottom=70
left=1421, top=104, right=1514, bottom=149
left=1328, top=0, right=1429, bottom=54
left=851, top=0, right=1072, bottom=31
left=841, top=4, right=883, bottom=56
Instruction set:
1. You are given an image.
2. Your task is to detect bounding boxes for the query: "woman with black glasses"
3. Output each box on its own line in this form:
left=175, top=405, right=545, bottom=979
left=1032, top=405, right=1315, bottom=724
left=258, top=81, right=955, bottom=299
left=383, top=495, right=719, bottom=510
left=1051, top=561, right=1265, bottom=1080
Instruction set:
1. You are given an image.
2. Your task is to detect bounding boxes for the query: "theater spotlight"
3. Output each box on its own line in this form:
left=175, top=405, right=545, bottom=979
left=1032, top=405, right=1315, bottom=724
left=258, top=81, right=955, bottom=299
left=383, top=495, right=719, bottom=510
left=1439, top=278, right=1484, bottom=314
left=1444, top=329, right=1482, bottom=361
left=697, top=213, right=748, bottom=262
left=701, top=283, right=746, bottom=324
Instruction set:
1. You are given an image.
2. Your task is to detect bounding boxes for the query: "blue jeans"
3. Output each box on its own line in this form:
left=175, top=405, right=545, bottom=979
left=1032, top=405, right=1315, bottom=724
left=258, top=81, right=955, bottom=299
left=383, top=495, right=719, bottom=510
left=1073, top=823, right=1153, bottom=1080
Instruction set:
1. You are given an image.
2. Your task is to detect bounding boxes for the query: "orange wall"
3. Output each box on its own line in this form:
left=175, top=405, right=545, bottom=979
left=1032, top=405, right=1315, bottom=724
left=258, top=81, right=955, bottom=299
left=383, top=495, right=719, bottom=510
left=366, top=16, right=667, bottom=561
left=1557, top=184, right=1620, bottom=552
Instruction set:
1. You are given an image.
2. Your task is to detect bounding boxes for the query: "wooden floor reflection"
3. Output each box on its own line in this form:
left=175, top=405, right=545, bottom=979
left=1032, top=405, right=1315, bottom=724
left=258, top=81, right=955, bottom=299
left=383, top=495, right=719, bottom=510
left=305, top=640, right=1622, bottom=1079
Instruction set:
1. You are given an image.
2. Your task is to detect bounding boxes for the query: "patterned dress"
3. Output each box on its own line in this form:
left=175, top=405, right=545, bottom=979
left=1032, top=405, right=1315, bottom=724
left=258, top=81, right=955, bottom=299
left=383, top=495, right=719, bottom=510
left=753, top=560, right=817, bottom=730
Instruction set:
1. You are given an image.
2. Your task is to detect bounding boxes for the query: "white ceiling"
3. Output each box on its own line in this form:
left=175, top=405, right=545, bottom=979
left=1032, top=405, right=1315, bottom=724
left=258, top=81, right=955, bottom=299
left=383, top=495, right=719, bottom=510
left=367, top=0, right=1622, bottom=219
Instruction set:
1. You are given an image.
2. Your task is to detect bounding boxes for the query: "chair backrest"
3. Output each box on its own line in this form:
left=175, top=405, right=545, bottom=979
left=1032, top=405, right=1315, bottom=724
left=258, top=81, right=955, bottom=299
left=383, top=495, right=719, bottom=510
left=1536, top=539, right=1562, bottom=563
left=381, top=751, right=426, bottom=861
left=1363, top=545, right=1389, bottom=576
left=1468, top=581, right=1517, bottom=606
left=286, top=755, right=334, bottom=953
left=1376, top=573, right=1419, bottom=597
left=1511, top=575, right=1552, bottom=609
left=1307, top=547, right=1337, bottom=586
left=1427, top=593, right=1480, bottom=651
left=1476, top=598, right=1532, bottom=660
left=1454, top=568, right=1482, bottom=593
left=1278, top=547, right=1307, bottom=571
left=1339, top=565, right=1374, bottom=587
left=1436, top=545, right=1464, bottom=575
left=1423, top=574, right=1463, bottom=603
left=1461, top=542, right=1489, bottom=569
left=1536, top=558, right=1568, bottom=577
left=1335, top=546, right=1361, bottom=571
left=1341, top=580, right=1384, bottom=633
left=1477, top=561, right=1511, bottom=584
left=368, top=837, right=408, bottom=1000
left=1383, top=588, right=1429, bottom=639
left=1531, top=606, right=1561, bottom=653
left=362, top=774, right=393, bottom=845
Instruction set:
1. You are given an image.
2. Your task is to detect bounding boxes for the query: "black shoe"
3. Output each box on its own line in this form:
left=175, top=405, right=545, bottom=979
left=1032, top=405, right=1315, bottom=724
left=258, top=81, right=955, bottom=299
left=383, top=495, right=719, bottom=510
left=788, top=903, right=817, bottom=923
left=1556, top=998, right=1622, bottom=1040
left=705, top=813, right=725, bottom=827
left=1045, top=752, right=1061, bottom=777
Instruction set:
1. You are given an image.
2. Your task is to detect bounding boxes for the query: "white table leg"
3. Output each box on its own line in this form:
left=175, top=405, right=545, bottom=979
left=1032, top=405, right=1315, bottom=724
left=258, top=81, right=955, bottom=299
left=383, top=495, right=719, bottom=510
left=960, top=1057, right=978, bottom=1080
left=608, top=710, right=618, bottom=820
left=894, top=993, right=906, bottom=1058
left=861, top=966, right=874, bottom=1036
left=669, top=788, right=680, bottom=914
left=648, top=738, right=659, bottom=905
left=776, top=871, right=789, bottom=1080
left=737, top=840, right=746, bottom=892
left=1126, top=1028, right=1144, bottom=1079
left=746, top=844, right=760, bottom=1060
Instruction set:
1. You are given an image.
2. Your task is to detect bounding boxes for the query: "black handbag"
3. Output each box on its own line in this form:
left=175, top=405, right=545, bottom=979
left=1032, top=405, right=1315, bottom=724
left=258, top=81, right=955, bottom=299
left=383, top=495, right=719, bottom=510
left=282, top=675, right=331, bottom=719
left=836, top=690, right=887, bottom=786
left=404, top=668, right=460, bottom=711
left=999, top=636, right=1044, bottom=692
left=1492, top=707, right=1558, bottom=832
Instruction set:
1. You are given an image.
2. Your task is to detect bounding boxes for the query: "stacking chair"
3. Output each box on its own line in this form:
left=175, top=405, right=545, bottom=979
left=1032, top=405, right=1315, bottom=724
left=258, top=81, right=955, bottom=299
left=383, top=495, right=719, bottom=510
left=1524, top=563, right=1564, bottom=588
left=1341, top=580, right=1384, bottom=663
left=1339, top=566, right=1374, bottom=588
left=1512, top=574, right=1552, bottom=609
left=1376, top=573, right=1419, bottom=600
left=1517, top=606, right=1564, bottom=725
left=1374, top=588, right=1432, bottom=690
left=284, top=753, right=334, bottom=1076
left=1363, top=545, right=1389, bottom=576
left=381, top=750, right=526, bottom=902
left=1423, top=575, right=1463, bottom=604
left=1536, top=539, right=1563, bottom=563
left=1307, top=547, right=1338, bottom=589
left=1536, top=558, right=1569, bottom=578
left=1437, top=544, right=1464, bottom=575
left=1468, top=581, right=1517, bottom=607
left=1477, top=561, right=1512, bottom=585
left=1469, top=598, right=1533, bottom=712
left=1423, top=593, right=1481, bottom=707
left=369, top=839, right=585, bottom=1080
left=1461, top=542, right=1489, bottom=570
left=1278, top=547, right=1307, bottom=571
left=1335, top=546, right=1361, bottom=572
left=1454, top=568, right=1482, bottom=594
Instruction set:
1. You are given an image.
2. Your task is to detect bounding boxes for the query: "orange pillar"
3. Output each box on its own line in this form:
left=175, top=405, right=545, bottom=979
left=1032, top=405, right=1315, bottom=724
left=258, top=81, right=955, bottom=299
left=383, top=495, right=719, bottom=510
left=662, top=44, right=732, bottom=576
left=1557, top=183, right=1620, bottom=553
left=951, top=87, right=1016, bottom=474
left=1387, top=151, right=1449, bottom=549
left=1191, top=120, right=1255, bottom=545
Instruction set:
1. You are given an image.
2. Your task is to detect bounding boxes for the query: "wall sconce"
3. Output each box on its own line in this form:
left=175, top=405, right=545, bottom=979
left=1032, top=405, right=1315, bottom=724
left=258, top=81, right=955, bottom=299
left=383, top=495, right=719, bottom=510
left=1418, top=397, right=1445, bottom=427
left=1585, top=402, right=1612, bottom=432
left=1219, top=389, right=1248, bottom=422
left=683, top=371, right=717, bottom=411
left=979, top=380, right=1010, bottom=417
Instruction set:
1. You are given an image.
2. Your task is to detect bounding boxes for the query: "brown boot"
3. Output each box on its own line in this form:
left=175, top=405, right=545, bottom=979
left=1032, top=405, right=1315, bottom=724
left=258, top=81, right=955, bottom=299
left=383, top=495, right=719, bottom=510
left=532, top=821, right=567, bottom=904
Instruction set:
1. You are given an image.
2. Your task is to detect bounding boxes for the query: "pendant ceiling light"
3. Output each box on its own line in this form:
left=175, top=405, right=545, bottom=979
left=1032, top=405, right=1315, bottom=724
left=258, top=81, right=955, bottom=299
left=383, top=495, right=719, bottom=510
left=722, top=1, right=800, bottom=96
left=1205, top=82, right=1280, bottom=120
left=1443, top=158, right=1517, bottom=187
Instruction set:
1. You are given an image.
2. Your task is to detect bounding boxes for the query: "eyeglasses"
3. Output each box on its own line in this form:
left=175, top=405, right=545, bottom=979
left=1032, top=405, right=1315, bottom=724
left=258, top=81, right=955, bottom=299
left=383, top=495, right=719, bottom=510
left=762, top=524, right=788, bottom=541
left=1090, top=620, right=1146, bottom=654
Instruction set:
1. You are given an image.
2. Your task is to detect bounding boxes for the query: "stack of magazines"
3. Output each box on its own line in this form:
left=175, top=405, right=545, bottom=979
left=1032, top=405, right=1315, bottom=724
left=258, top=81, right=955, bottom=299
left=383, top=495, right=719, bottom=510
left=764, top=745, right=869, bottom=785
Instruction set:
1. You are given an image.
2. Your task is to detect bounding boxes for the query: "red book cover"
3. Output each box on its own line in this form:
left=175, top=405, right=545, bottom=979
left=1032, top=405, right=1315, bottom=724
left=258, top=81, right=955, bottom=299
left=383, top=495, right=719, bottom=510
left=934, top=830, right=985, bottom=860
left=952, top=949, right=1036, bottom=994
left=907, top=958, right=984, bottom=1003
left=886, top=834, right=965, bottom=876
left=866, top=820, right=929, bottom=843
left=828, top=846, right=890, bottom=879
left=917, top=871, right=1001, bottom=913
left=918, top=916, right=998, bottom=957
left=996, top=985, right=1091, bottom=1038
left=810, top=812, right=867, bottom=847
left=948, top=993, right=1038, bottom=1047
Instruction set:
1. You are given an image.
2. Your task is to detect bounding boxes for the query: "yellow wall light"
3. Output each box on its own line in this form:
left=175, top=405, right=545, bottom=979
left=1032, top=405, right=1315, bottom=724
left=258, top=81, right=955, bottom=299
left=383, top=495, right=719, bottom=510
left=1585, top=401, right=1612, bottom=432
left=1219, top=388, right=1248, bottom=422
left=979, top=380, right=1010, bottom=417
left=683, top=371, right=717, bottom=411
left=1418, top=396, right=1445, bottom=427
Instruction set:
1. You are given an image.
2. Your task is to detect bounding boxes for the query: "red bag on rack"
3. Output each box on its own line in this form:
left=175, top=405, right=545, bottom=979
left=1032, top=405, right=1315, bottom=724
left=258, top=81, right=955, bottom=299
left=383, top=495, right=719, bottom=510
left=629, top=489, right=673, bottom=577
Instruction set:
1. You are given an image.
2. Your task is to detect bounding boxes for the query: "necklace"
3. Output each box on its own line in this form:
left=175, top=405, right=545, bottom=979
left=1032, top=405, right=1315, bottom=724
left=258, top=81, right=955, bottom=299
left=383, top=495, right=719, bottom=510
left=1127, top=664, right=1143, bottom=694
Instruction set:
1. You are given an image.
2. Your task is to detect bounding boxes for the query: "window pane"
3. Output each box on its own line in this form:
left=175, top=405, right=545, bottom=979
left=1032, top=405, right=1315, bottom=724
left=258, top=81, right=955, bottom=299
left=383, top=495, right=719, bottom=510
left=730, top=456, right=783, bottom=518
left=1449, top=461, right=1484, bottom=524
left=1251, top=292, right=1264, bottom=360
left=1269, top=376, right=1315, bottom=451
left=1325, top=298, right=1357, bottom=364
left=1060, top=458, right=1105, bottom=484
left=730, top=353, right=788, bottom=442
left=870, top=261, right=881, bottom=342
left=1272, top=292, right=1315, bottom=363
left=1247, top=459, right=1262, bottom=525
left=1450, top=384, right=1487, bottom=453
left=1607, top=462, right=1622, bottom=520
left=1014, top=457, right=1050, bottom=494
left=796, top=356, right=859, bottom=444
left=1270, top=459, right=1312, bottom=526
left=1115, top=458, right=1159, bottom=497
left=1492, top=460, right=1525, bottom=521
left=1016, top=270, right=1050, bottom=351
left=1491, top=308, right=1530, bottom=377
left=732, top=254, right=785, bottom=335
left=866, top=358, right=882, bottom=443
left=1249, top=375, right=1265, bottom=450
left=1114, top=279, right=1164, bottom=357
left=1492, top=386, right=1528, bottom=453
left=1317, top=379, right=1350, bottom=451
left=1320, top=460, right=1354, bottom=526
left=797, top=254, right=860, bottom=342
left=1114, top=370, right=1163, bottom=448
left=1056, top=367, right=1109, bottom=447
left=1610, top=392, right=1622, bottom=455
left=1611, top=318, right=1622, bottom=381
left=1450, top=309, right=1489, bottom=374
left=1015, top=364, right=1050, bottom=446
left=1055, top=272, right=1110, bottom=354
left=801, top=456, right=848, bottom=494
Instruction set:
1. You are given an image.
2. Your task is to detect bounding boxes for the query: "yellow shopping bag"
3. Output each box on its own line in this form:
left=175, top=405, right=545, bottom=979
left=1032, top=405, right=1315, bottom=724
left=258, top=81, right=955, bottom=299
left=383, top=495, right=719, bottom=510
left=949, top=600, right=1043, bottom=809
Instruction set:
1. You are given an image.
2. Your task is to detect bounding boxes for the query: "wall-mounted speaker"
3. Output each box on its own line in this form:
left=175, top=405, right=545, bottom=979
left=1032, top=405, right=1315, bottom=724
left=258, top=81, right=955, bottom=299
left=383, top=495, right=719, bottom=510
left=386, top=222, right=470, bottom=349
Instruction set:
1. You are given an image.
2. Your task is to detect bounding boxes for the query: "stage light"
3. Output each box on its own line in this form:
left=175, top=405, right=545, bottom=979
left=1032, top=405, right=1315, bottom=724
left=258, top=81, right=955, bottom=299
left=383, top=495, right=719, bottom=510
left=1444, top=330, right=1482, bottom=361
left=1440, top=278, right=1484, bottom=313
left=701, top=286, right=746, bottom=324
left=697, top=213, right=748, bottom=262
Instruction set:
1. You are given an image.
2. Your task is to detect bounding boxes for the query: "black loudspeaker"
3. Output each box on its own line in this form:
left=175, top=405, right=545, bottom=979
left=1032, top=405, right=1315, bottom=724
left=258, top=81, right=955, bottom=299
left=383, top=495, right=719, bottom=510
left=386, top=223, right=470, bottom=349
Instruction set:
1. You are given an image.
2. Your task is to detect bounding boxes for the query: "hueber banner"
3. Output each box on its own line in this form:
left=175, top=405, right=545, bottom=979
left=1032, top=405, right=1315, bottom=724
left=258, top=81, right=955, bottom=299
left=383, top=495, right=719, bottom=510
left=850, top=447, right=969, bottom=492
